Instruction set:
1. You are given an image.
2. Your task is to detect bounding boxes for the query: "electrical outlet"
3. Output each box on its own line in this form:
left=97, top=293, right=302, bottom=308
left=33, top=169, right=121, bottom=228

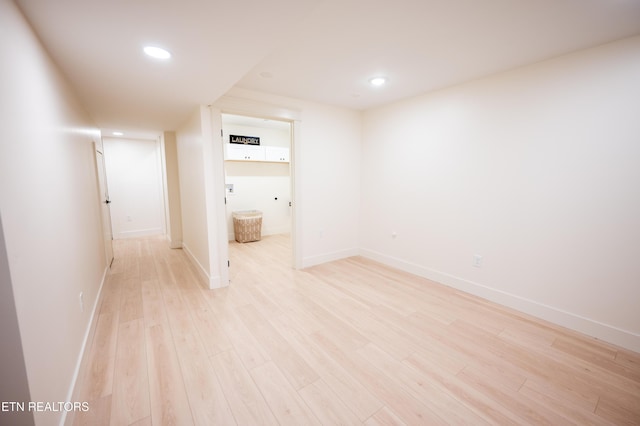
left=473, top=254, right=483, bottom=268
left=319, top=229, right=324, bottom=238
left=391, top=231, right=397, bottom=239
left=79, top=292, right=84, bottom=312
left=126, top=215, right=132, bottom=222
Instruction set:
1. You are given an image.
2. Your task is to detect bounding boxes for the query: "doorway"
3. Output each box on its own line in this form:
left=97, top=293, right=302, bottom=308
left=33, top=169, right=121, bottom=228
left=102, top=137, right=166, bottom=239
left=221, top=114, right=293, bottom=276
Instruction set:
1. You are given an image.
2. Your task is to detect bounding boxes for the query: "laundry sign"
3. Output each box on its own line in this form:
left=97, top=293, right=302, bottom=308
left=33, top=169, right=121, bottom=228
left=230, top=134, right=260, bottom=145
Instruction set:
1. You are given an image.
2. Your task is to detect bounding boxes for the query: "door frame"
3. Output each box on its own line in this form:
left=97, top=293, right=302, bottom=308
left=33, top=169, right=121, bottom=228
left=210, top=96, right=303, bottom=273
left=102, top=136, right=167, bottom=240
left=93, top=141, right=114, bottom=268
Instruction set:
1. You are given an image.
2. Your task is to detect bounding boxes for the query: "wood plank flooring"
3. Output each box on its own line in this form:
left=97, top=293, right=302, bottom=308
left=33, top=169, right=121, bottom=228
left=72, top=234, right=640, bottom=425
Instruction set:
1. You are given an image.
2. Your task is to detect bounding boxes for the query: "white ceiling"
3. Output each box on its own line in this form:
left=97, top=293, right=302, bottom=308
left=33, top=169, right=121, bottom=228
left=15, top=0, right=640, bottom=133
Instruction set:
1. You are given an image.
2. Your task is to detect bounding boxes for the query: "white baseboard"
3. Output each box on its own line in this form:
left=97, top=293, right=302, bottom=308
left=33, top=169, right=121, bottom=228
left=61, top=266, right=108, bottom=426
left=302, top=247, right=360, bottom=269
left=227, top=227, right=291, bottom=242
left=114, top=227, right=163, bottom=239
left=181, top=244, right=224, bottom=290
left=360, top=248, right=640, bottom=353
left=263, top=226, right=291, bottom=236
left=208, top=275, right=224, bottom=289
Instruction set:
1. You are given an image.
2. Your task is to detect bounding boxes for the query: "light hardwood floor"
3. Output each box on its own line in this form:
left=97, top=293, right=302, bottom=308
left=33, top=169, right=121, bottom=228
left=72, top=234, right=640, bottom=425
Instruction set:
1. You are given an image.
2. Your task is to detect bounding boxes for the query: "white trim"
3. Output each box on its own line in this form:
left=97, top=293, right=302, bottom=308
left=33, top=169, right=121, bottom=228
left=212, top=95, right=302, bottom=121
left=262, top=226, right=292, bottom=236
left=182, top=243, right=207, bottom=282
left=228, top=227, right=291, bottom=241
left=160, top=133, right=171, bottom=245
left=154, top=136, right=168, bottom=238
left=208, top=275, right=223, bottom=289
left=182, top=244, right=222, bottom=289
left=291, top=120, right=303, bottom=270
left=360, top=248, right=640, bottom=353
left=205, top=107, right=230, bottom=288
left=61, top=266, right=108, bottom=426
left=168, top=238, right=183, bottom=249
left=302, top=248, right=360, bottom=269
left=114, top=228, right=164, bottom=239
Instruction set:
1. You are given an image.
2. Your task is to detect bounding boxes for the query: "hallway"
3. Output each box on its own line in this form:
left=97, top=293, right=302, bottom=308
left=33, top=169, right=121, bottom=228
left=72, top=236, right=640, bottom=425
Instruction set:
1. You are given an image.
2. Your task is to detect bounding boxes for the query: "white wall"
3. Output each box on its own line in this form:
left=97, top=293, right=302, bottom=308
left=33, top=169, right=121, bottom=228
left=298, top=102, right=362, bottom=266
left=176, top=108, right=211, bottom=279
left=225, top=162, right=291, bottom=239
left=103, top=137, right=165, bottom=239
left=361, top=35, right=640, bottom=351
left=0, top=2, right=107, bottom=425
left=221, top=88, right=363, bottom=267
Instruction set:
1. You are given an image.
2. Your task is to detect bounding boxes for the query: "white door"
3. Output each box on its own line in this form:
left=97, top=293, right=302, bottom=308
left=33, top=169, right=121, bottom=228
left=94, top=144, right=114, bottom=267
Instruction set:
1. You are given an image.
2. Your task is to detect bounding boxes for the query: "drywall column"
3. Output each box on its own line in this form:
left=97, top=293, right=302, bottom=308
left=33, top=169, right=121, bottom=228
left=163, top=131, right=183, bottom=248
left=202, top=106, right=229, bottom=288
left=176, top=108, right=212, bottom=283
left=175, top=106, right=228, bottom=288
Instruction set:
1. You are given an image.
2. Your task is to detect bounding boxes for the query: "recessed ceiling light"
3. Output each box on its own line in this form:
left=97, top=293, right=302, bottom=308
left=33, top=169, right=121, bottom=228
left=369, top=77, right=387, bottom=86
left=112, top=131, right=124, bottom=136
left=143, top=46, right=171, bottom=60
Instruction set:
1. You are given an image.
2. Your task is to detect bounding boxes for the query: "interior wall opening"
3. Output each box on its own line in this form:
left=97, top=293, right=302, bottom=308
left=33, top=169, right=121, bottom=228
left=221, top=113, right=293, bottom=277
left=102, top=136, right=167, bottom=240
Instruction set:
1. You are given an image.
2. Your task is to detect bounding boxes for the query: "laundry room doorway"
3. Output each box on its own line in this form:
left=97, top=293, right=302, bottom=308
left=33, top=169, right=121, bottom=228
left=221, top=113, right=294, bottom=280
